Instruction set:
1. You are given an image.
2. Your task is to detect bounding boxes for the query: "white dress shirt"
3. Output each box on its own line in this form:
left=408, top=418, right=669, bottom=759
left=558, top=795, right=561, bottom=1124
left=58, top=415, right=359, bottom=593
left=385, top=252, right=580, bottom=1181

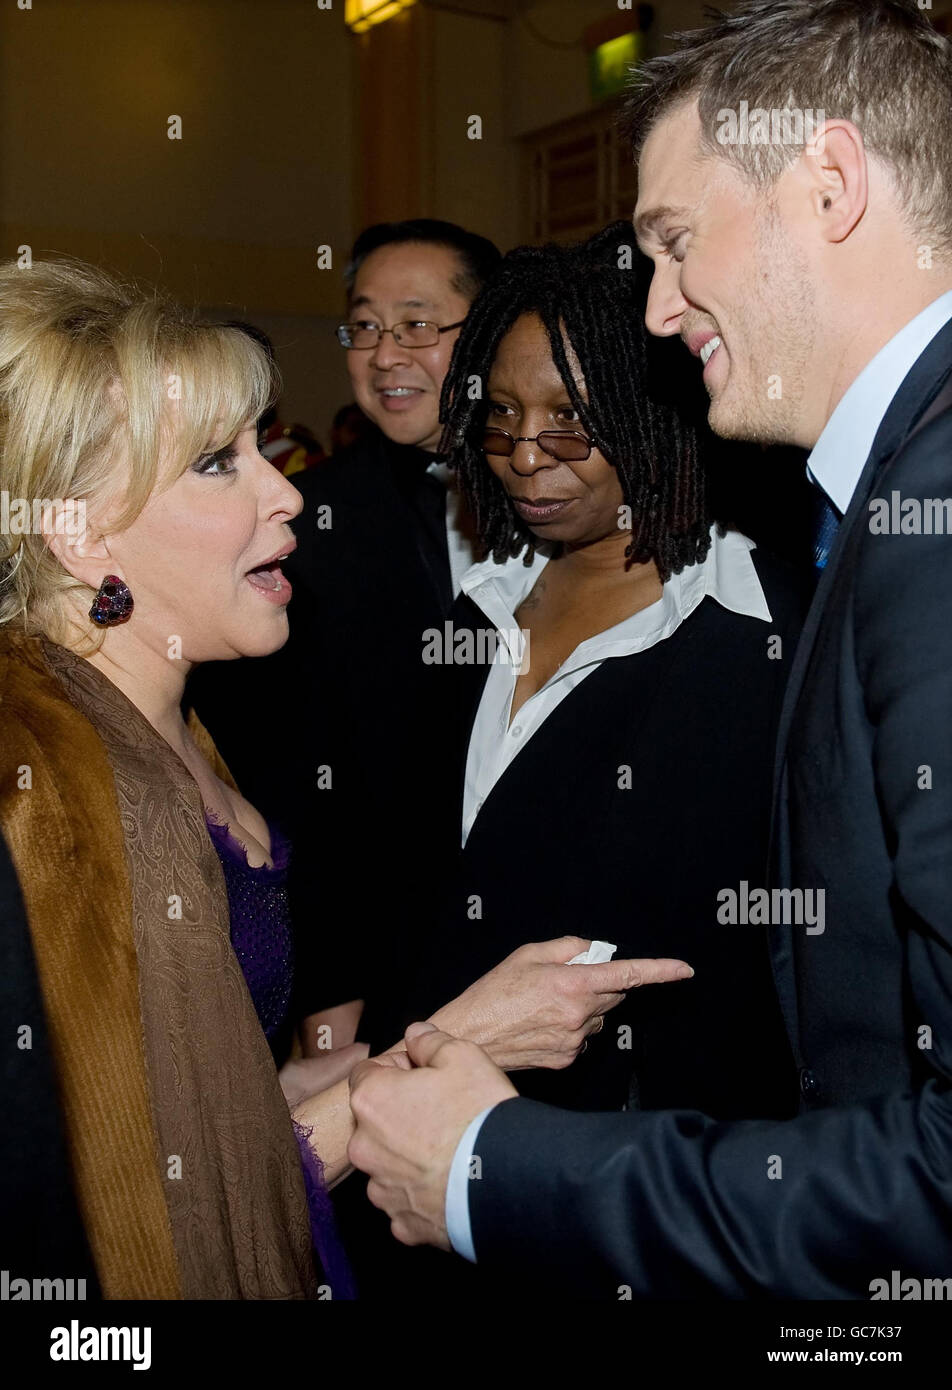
left=460, top=524, right=771, bottom=848
left=445, top=288, right=952, bottom=1266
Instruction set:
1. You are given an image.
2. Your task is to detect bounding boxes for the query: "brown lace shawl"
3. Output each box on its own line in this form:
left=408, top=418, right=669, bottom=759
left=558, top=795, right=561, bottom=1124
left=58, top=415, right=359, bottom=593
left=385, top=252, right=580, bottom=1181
left=0, top=627, right=317, bottom=1299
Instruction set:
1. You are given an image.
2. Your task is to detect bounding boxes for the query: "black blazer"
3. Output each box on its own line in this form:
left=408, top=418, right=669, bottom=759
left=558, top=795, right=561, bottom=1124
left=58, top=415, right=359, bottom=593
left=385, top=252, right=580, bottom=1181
left=0, top=828, right=100, bottom=1292
left=468, top=320, right=952, bottom=1298
left=366, top=542, right=804, bottom=1123
left=187, top=428, right=458, bottom=1023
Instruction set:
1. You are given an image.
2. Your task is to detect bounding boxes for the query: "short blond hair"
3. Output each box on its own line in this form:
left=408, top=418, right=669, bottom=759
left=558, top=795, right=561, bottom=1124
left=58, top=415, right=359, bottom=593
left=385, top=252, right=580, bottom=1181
left=0, top=257, right=276, bottom=648
left=623, top=0, right=952, bottom=259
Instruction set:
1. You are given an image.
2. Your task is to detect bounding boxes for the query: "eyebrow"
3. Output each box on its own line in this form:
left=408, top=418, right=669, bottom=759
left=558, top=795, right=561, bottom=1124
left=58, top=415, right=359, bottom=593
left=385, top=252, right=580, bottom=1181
left=349, top=294, right=435, bottom=311
left=633, top=206, right=691, bottom=245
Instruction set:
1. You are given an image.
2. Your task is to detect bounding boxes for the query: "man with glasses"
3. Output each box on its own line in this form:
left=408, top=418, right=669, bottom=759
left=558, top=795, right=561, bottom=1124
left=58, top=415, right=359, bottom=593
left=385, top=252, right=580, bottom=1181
left=330, top=220, right=499, bottom=613
left=189, top=220, right=500, bottom=1074
left=289, top=220, right=500, bottom=1046
left=272, top=218, right=500, bottom=1295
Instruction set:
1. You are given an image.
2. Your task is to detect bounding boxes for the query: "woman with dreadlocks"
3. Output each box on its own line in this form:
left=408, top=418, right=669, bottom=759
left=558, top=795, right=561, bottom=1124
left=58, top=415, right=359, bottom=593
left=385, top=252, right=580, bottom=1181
left=388, top=222, right=805, bottom=1123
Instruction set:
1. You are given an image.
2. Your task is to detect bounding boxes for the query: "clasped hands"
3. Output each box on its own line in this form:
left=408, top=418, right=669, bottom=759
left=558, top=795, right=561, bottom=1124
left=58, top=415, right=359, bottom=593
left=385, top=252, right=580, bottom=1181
left=346, top=936, right=693, bottom=1251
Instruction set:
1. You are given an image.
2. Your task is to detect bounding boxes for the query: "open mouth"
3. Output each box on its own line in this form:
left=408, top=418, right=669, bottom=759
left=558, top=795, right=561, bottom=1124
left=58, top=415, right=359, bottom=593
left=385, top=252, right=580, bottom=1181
left=700, top=335, right=722, bottom=370
left=377, top=386, right=423, bottom=411
left=245, top=555, right=293, bottom=603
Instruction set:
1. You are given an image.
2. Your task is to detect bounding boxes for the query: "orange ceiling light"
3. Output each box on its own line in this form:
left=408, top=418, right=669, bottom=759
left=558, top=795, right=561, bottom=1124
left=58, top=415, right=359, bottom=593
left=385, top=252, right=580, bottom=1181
left=345, top=0, right=417, bottom=33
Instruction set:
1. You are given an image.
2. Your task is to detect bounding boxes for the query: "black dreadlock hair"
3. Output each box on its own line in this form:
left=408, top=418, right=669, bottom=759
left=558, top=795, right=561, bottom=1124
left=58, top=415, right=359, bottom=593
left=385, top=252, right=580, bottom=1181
left=438, top=221, right=713, bottom=583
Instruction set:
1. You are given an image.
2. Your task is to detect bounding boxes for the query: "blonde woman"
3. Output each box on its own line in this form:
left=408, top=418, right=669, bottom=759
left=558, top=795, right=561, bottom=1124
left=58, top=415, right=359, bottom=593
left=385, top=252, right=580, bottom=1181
left=0, top=258, right=689, bottom=1300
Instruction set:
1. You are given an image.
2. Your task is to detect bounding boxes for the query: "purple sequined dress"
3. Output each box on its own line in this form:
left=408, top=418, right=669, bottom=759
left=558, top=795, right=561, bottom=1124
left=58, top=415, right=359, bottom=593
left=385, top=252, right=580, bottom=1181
left=205, top=809, right=356, bottom=1299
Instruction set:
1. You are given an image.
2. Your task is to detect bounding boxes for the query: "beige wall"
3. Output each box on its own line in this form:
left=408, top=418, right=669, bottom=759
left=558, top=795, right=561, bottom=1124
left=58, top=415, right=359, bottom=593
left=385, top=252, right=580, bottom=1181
left=0, top=0, right=356, bottom=315
left=410, top=1, right=712, bottom=252
left=352, top=4, right=516, bottom=251
left=507, top=0, right=622, bottom=140
left=425, top=8, right=517, bottom=251
left=5, top=0, right=949, bottom=427
left=0, top=0, right=754, bottom=316
left=505, top=1, right=712, bottom=142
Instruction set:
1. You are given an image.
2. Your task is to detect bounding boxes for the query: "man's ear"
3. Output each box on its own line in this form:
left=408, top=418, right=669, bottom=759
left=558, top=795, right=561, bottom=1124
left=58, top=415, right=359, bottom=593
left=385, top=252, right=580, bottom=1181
left=42, top=503, right=121, bottom=589
left=801, top=119, right=868, bottom=244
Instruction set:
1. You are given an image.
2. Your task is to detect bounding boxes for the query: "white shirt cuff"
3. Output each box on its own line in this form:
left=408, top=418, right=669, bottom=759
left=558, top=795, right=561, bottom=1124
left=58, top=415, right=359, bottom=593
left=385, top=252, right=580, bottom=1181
left=445, top=1105, right=495, bottom=1263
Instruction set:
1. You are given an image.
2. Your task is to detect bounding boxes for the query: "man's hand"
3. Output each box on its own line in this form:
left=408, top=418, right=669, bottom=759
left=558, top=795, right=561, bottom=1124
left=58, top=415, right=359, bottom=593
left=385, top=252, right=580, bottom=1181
left=429, top=937, right=693, bottom=1071
left=348, top=1022, right=517, bottom=1250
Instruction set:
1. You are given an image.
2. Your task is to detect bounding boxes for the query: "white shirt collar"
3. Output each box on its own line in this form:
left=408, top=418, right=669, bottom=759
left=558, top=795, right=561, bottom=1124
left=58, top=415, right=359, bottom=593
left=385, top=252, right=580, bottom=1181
left=460, top=524, right=770, bottom=677
left=808, top=290, right=952, bottom=515
left=459, top=524, right=770, bottom=849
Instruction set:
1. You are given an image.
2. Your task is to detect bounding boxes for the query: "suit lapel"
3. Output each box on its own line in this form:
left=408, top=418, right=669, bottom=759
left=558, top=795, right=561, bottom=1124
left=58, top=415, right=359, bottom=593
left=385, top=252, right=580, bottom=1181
left=765, top=319, right=952, bottom=1057
left=771, top=317, right=952, bottom=810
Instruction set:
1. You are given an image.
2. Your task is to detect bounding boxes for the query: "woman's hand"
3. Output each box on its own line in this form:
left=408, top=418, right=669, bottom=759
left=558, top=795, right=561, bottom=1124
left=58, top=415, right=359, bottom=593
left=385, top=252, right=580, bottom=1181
left=428, top=937, right=693, bottom=1072
left=278, top=1042, right=370, bottom=1108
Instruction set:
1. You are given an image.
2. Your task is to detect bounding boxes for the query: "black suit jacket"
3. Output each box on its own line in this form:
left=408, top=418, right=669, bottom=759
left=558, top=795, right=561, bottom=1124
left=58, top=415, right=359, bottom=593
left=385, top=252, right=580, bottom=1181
left=187, top=428, right=458, bottom=1026
left=469, top=320, right=952, bottom=1298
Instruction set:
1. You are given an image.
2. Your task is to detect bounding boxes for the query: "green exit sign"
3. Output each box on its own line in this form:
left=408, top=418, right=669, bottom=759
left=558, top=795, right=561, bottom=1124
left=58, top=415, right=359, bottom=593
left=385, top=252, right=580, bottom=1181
left=589, top=31, right=644, bottom=103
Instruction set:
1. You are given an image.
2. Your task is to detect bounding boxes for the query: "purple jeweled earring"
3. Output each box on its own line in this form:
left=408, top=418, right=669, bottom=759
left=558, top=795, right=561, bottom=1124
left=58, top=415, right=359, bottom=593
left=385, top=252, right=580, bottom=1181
left=89, top=575, right=134, bottom=626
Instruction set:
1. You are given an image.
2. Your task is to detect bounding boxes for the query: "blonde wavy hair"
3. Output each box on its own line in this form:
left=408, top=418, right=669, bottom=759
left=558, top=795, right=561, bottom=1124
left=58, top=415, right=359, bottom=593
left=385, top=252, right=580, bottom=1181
left=0, top=257, right=276, bottom=650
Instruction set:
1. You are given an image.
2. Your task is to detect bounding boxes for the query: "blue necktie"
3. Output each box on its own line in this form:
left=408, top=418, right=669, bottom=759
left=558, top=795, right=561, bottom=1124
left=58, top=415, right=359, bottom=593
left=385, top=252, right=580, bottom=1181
left=812, top=490, right=841, bottom=573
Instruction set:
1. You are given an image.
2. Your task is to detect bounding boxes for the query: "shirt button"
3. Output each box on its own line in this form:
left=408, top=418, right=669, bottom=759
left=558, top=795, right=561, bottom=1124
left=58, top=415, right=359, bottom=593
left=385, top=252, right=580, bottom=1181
left=511, top=725, right=522, bottom=737
left=799, top=1067, right=820, bottom=1101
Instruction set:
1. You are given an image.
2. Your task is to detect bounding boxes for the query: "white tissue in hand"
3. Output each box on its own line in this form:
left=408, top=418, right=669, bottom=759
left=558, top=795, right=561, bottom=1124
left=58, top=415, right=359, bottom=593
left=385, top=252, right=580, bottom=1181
left=567, top=940, right=617, bottom=965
